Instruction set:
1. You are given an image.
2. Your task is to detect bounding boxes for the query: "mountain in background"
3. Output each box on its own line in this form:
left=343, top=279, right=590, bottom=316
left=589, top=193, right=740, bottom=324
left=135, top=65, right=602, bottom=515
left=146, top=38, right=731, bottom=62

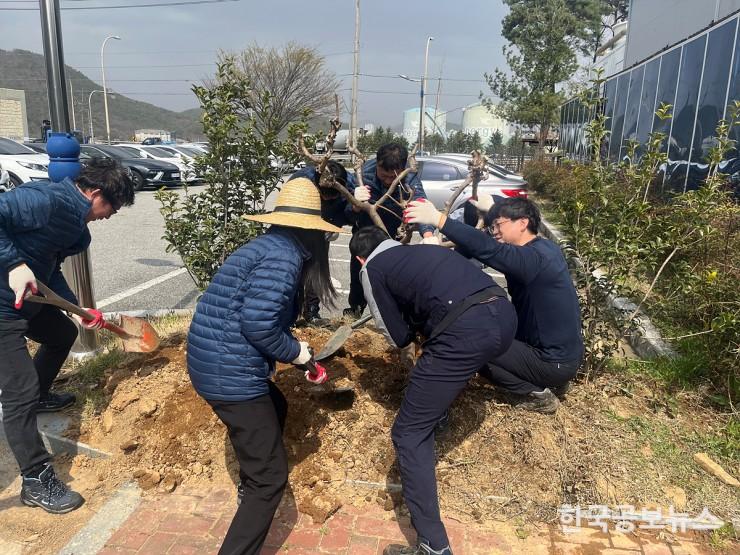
left=0, top=49, right=204, bottom=141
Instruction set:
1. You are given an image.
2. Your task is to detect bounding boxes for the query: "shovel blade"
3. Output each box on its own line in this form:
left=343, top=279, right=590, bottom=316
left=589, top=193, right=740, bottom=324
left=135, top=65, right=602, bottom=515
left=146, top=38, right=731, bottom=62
left=116, top=315, right=161, bottom=353
left=315, top=324, right=353, bottom=361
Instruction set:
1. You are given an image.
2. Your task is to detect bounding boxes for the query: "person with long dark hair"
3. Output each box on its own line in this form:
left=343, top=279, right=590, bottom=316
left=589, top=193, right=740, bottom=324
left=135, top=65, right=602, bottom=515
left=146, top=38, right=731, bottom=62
left=290, top=159, right=355, bottom=325
left=186, top=178, right=340, bottom=555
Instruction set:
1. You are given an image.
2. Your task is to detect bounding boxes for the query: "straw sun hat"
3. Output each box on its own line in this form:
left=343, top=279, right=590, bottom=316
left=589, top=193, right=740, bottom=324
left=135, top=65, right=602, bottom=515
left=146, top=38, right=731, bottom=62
left=242, top=178, right=342, bottom=233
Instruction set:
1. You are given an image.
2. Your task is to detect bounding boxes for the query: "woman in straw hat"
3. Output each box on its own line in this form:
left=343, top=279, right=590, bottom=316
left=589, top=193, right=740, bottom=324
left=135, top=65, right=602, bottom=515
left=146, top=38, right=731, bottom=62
left=186, top=178, right=341, bottom=555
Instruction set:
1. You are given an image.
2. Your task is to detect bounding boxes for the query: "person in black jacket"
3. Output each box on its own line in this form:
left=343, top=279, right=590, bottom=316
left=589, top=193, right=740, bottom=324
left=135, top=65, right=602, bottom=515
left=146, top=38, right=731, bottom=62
left=349, top=226, right=517, bottom=555
left=344, top=143, right=438, bottom=319
left=405, top=196, right=584, bottom=414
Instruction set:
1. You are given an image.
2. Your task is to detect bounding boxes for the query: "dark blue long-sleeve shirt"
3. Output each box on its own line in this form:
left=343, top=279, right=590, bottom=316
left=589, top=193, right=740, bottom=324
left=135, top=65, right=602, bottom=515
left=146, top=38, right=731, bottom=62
left=441, top=218, right=583, bottom=363
left=348, top=159, right=434, bottom=238
left=360, top=239, right=505, bottom=348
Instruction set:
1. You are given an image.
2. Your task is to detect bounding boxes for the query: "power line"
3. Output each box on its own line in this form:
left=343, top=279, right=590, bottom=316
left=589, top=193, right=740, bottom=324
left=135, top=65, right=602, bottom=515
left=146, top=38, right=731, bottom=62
left=338, top=72, right=487, bottom=84
left=0, top=0, right=241, bottom=10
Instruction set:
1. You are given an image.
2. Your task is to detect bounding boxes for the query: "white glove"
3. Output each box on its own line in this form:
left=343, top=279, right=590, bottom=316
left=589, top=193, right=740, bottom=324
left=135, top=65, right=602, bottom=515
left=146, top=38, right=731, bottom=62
left=421, top=235, right=441, bottom=245
left=292, top=341, right=312, bottom=365
left=404, top=199, right=443, bottom=228
left=469, top=193, right=494, bottom=214
left=354, top=185, right=371, bottom=203
left=8, top=263, right=37, bottom=309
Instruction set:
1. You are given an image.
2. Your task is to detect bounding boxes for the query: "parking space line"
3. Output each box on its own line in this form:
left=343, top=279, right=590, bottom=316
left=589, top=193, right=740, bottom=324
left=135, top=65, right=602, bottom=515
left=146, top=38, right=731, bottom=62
left=96, top=267, right=188, bottom=309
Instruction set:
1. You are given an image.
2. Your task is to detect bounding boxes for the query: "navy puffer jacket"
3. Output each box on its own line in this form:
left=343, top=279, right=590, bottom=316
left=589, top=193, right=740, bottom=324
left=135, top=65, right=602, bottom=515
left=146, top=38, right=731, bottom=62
left=187, top=227, right=308, bottom=402
left=0, top=178, right=91, bottom=320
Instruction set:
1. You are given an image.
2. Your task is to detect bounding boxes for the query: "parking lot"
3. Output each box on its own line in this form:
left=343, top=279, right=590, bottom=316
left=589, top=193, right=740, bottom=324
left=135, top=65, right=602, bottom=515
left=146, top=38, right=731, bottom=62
left=86, top=183, right=505, bottom=318
left=88, top=185, right=356, bottom=318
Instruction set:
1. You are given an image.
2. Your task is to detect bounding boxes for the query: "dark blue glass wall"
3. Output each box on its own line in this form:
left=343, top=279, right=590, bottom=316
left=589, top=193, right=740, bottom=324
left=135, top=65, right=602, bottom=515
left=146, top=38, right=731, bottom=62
left=559, top=13, right=740, bottom=193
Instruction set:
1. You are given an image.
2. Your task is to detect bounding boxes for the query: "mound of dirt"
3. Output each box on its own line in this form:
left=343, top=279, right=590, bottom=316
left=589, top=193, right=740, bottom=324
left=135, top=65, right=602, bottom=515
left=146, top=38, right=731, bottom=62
left=68, top=325, right=739, bottom=531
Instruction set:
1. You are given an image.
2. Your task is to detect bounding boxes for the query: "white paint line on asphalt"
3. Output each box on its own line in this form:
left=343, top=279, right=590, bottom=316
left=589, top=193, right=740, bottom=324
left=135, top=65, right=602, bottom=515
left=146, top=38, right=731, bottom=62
left=96, top=267, right=188, bottom=309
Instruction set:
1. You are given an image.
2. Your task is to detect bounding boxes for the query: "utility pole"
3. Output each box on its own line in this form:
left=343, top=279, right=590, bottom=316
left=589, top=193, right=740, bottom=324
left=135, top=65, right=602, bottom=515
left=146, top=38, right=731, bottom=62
left=69, top=79, right=76, bottom=131
left=419, top=36, right=433, bottom=153
left=350, top=0, right=360, bottom=157
left=39, top=0, right=98, bottom=354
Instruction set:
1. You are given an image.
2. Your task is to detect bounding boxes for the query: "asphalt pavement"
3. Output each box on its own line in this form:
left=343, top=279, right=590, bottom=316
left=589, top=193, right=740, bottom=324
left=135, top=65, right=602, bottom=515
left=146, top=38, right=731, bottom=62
left=86, top=182, right=504, bottom=318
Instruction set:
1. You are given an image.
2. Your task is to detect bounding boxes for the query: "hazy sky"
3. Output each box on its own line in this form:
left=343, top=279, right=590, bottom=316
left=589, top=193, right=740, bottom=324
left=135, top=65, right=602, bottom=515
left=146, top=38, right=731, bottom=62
left=0, top=0, right=509, bottom=127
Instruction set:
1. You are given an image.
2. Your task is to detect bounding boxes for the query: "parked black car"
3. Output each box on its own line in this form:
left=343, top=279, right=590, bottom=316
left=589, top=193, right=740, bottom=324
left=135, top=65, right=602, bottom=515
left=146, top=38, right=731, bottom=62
left=80, top=144, right=182, bottom=190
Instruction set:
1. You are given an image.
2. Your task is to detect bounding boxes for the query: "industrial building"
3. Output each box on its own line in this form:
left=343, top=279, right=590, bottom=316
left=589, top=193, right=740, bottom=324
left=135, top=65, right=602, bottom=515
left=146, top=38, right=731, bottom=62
left=461, top=103, right=511, bottom=144
left=402, top=107, right=447, bottom=144
left=560, top=1, right=740, bottom=192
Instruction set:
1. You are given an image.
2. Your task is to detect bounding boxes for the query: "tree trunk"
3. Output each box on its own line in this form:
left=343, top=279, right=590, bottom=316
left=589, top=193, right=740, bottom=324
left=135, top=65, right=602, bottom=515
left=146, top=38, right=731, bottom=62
left=536, top=123, right=550, bottom=160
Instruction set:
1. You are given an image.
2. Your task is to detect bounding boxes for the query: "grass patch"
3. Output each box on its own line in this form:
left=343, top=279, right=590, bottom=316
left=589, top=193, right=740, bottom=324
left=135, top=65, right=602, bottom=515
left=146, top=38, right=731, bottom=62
left=69, top=349, right=125, bottom=386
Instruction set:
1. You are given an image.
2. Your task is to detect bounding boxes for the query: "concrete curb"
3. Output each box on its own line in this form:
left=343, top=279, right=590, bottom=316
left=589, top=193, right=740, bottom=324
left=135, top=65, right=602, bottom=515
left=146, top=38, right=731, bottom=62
left=539, top=214, right=677, bottom=360
left=101, top=308, right=194, bottom=320
left=57, top=482, right=141, bottom=555
left=40, top=430, right=112, bottom=460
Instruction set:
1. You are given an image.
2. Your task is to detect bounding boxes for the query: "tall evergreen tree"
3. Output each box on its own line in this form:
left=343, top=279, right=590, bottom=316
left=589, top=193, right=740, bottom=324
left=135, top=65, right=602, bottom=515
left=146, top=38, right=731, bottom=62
left=485, top=0, right=604, bottom=153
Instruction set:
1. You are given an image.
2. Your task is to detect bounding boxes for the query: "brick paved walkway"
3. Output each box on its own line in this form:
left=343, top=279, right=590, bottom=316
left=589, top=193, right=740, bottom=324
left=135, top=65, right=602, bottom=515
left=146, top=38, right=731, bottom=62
left=98, top=486, right=715, bottom=555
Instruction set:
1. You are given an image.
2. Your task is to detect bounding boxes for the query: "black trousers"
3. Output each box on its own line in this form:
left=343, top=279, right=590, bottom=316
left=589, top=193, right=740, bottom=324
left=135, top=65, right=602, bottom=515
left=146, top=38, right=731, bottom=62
left=0, top=306, right=78, bottom=474
left=480, top=339, right=581, bottom=395
left=348, top=230, right=366, bottom=311
left=392, top=299, right=517, bottom=550
left=208, top=382, right=289, bottom=555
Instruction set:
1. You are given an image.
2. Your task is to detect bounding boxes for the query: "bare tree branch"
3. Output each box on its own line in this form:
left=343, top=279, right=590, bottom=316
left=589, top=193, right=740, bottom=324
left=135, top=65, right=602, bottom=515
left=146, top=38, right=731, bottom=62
left=218, top=43, right=340, bottom=137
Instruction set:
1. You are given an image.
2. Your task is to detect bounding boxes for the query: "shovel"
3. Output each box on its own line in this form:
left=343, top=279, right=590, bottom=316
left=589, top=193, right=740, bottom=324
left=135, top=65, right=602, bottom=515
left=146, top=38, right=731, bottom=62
left=26, top=282, right=161, bottom=353
left=315, top=313, right=373, bottom=361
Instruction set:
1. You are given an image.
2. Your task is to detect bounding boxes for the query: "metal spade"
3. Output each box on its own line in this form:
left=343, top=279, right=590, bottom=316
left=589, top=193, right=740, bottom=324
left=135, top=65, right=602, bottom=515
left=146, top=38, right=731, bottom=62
left=26, top=282, right=161, bottom=353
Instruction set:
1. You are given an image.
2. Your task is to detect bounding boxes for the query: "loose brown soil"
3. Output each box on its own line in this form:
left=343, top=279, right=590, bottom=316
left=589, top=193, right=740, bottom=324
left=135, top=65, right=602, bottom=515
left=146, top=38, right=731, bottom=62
left=77, top=324, right=739, bottom=525
left=5, top=321, right=737, bottom=552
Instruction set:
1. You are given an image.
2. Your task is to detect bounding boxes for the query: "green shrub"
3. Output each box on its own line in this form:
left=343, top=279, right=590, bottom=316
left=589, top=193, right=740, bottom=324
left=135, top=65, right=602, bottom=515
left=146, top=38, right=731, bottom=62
left=533, top=86, right=739, bottom=402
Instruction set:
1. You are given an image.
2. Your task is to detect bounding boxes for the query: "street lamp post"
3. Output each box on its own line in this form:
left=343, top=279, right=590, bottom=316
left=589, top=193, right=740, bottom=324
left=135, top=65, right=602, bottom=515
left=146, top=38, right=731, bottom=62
left=101, top=35, right=121, bottom=144
left=419, top=36, right=434, bottom=153
left=88, top=89, right=104, bottom=143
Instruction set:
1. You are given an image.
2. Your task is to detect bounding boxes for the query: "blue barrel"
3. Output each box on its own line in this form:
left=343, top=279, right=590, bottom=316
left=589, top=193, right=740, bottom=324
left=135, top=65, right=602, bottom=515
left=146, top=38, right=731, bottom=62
left=47, top=132, right=81, bottom=183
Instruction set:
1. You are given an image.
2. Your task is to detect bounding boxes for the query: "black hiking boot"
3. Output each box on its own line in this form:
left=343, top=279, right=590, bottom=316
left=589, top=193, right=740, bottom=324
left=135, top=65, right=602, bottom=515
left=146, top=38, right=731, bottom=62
left=236, top=481, right=245, bottom=505
left=36, top=391, right=76, bottom=413
left=434, top=409, right=450, bottom=434
left=517, top=388, right=560, bottom=414
left=551, top=382, right=572, bottom=398
left=304, top=311, right=331, bottom=328
left=21, top=463, right=85, bottom=514
left=384, top=540, right=453, bottom=555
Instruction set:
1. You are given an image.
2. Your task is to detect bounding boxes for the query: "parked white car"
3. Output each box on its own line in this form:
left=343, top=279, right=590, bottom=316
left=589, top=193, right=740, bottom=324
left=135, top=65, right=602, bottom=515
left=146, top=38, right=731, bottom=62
left=117, top=144, right=195, bottom=183
left=0, top=162, right=10, bottom=192
left=0, top=138, right=49, bottom=186
left=152, top=145, right=204, bottom=181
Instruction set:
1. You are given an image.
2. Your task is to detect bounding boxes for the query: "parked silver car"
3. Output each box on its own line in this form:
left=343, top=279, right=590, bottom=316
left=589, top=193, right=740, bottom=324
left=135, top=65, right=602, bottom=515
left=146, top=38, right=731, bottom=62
left=434, top=152, right=525, bottom=181
left=415, top=155, right=527, bottom=213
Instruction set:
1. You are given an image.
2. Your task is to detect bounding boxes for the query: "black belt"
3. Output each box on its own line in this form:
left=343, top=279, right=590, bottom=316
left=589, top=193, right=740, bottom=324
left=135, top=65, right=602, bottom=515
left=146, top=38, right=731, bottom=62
left=426, top=287, right=505, bottom=342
